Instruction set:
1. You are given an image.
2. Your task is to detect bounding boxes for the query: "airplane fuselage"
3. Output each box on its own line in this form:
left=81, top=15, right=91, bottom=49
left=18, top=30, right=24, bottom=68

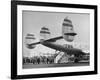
left=40, top=41, right=85, bottom=56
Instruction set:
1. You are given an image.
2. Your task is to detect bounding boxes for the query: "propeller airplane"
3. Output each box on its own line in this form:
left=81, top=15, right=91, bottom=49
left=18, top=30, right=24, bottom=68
left=25, top=17, right=89, bottom=63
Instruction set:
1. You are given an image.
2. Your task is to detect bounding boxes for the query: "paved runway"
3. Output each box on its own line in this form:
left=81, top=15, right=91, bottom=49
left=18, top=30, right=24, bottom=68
left=23, top=62, right=89, bottom=69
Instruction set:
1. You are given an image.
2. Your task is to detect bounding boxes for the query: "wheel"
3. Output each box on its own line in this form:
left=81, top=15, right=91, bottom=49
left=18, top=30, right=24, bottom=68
left=74, top=59, right=79, bottom=63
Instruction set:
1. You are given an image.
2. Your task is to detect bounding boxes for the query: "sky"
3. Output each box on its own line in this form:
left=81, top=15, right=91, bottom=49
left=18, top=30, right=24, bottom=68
left=22, top=10, right=90, bottom=57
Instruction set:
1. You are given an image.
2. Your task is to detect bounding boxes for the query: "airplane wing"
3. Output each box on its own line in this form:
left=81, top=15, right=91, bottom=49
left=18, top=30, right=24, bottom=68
left=28, top=42, right=40, bottom=45
left=29, top=36, right=63, bottom=46
left=46, top=36, right=63, bottom=42
left=27, top=36, right=87, bottom=56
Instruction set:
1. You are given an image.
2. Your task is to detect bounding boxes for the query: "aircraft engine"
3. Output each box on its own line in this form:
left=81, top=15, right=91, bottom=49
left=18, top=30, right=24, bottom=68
left=62, top=17, right=77, bottom=42
left=25, top=33, right=36, bottom=49
left=40, top=27, right=51, bottom=41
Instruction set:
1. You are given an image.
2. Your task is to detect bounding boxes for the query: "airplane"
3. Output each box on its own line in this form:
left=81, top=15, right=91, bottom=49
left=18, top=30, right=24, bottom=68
left=25, top=17, right=89, bottom=63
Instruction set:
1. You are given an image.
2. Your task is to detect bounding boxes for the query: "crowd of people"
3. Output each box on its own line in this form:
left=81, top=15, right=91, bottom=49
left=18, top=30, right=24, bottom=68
left=23, top=54, right=58, bottom=64
left=23, top=52, right=90, bottom=64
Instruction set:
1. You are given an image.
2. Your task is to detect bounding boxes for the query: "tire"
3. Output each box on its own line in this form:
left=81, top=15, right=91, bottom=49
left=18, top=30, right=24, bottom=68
left=74, top=59, right=79, bottom=63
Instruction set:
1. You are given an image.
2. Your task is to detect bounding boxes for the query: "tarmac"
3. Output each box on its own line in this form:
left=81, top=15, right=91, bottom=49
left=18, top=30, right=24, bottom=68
left=23, top=62, right=89, bottom=69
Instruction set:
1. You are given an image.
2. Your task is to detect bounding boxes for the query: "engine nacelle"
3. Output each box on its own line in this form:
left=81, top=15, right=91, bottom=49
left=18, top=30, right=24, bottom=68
left=62, top=17, right=77, bottom=42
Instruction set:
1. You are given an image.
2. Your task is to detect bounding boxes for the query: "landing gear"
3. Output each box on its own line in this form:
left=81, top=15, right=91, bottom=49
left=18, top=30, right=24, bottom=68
left=74, top=54, right=82, bottom=63
left=74, top=59, right=79, bottom=63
